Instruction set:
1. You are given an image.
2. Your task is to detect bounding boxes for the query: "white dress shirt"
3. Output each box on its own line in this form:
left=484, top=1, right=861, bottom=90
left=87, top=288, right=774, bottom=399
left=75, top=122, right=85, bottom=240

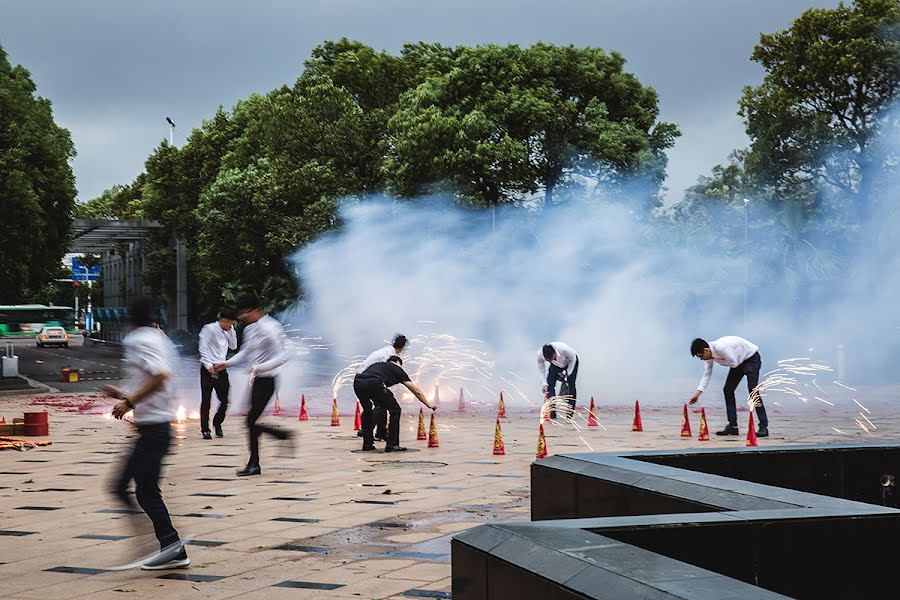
left=122, top=326, right=178, bottom=425
left=356, top=345, right=394, bottom=375
left=537, top=342, right=578, bottom=382
left=697, top=336, right=759, bottom=392
left=198, top=322, right=237, bottom=370
left=223, top=314, right=289, bottom=377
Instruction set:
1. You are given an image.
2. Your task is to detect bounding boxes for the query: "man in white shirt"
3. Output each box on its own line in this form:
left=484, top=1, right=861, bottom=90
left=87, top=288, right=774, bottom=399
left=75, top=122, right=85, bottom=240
left=538, top=342, right=579, bottom=419
left=214, top=294, right=292, bottom=476
left=353, top=334, right=408, bottom=449
left=103, top=297, right=190, bottom=570
left=198, top=308, right=237, bottom=439
left=689, top=336, right=769, bottom=437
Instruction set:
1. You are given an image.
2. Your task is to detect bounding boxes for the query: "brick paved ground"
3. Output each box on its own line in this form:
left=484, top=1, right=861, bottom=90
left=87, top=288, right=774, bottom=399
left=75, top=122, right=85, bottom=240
left=1, top=388, right=898, bottom=599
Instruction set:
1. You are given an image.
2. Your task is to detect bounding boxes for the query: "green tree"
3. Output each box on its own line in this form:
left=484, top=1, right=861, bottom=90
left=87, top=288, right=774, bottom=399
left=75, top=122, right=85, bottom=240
left=384, top=43, right=678, bottom=210
left=0, top=44, right=76, bottom=303
left=739, top=0, right=900, bottom=221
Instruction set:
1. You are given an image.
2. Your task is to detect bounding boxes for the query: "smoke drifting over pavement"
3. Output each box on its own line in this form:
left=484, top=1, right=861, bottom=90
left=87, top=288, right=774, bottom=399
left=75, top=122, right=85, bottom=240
left=279, top=184, right=897, bottom=410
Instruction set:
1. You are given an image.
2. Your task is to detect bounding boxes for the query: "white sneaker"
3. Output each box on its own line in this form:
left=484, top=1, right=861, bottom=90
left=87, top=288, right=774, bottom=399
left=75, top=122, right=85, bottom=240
left=140, top=545, right=190, bottom=570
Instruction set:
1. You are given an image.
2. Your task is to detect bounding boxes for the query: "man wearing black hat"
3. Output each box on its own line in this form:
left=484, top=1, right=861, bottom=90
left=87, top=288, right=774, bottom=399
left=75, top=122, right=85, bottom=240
left=214, top=294, right=292, bottom=476
left=355, top=355, right=434, bottom=452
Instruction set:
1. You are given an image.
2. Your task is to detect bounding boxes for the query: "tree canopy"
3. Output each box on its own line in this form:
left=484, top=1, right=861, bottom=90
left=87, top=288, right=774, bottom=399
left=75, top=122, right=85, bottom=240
left=0, top=44, right=76, bottom=304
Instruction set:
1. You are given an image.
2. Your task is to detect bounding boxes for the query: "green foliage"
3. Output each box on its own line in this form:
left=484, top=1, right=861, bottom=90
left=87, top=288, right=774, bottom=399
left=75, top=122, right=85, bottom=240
left=383, top=43, right=679, bottom=209
left=739, top=0, right=900, bottom=220
left=80, top=39, right=676, bottom=321
left=0, top=44, right=76, bottom=304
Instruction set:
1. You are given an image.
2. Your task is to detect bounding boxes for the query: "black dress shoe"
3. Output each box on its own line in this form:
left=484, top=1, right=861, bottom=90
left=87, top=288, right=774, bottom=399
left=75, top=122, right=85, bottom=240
left=384, top=446, right=407, bottom=452
left=356, top=430, right=364, bottom=438
left=757, top=426, right=769, bottom=438
left=361, top=445, right=377, bottom=451
left=715, top=426, right=740, bottom=436
left=202, top=431, right=212, bottom=440
left=214, top=426, right=224, bottom=438
left=236, top=465, right=261, bottom=476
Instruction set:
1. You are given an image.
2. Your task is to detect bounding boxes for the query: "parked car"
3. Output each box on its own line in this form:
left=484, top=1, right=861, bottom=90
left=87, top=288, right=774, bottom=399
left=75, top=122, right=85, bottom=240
left=36, top=326, right=69, bottom=348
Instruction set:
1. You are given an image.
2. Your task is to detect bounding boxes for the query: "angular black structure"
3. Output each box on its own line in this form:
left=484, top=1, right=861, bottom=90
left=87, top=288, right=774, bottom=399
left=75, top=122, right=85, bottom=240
left=452, top=443, right=900, bottom=599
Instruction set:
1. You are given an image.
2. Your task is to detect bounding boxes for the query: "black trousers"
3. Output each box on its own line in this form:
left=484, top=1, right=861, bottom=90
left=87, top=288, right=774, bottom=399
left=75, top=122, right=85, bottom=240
left=246, top=376, right=288, bottom=467
left=200, top=367, right=229, bottom=433
left=112, top=422, right=180, bottom=550
left=354, top=376, right=401, bottom=447
left=723, top=351, right=768, bottom=428
left=548, top=358, right=579, bottom=419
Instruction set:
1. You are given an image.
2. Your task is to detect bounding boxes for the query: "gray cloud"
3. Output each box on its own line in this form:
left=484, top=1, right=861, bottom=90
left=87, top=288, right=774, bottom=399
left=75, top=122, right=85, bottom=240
left=1, top=0, right=840, bottom=202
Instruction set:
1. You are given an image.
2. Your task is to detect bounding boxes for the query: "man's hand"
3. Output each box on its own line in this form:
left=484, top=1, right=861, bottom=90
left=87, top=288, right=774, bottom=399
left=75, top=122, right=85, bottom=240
left=688, top=391, right=701, bottom=405
left=112, top=400, right=131, bottom=419
left=542, top=384, right=549, bottom=395
left=557, top=371, right=567, bottom=381
left=102, top=384, right=126, bottom=399
left=212, top=362, right=227, bottom=373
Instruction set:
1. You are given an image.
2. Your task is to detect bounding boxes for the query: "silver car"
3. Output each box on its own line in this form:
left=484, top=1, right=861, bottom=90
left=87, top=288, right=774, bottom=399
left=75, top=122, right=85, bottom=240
left=36, top=326, right=69, bottom=348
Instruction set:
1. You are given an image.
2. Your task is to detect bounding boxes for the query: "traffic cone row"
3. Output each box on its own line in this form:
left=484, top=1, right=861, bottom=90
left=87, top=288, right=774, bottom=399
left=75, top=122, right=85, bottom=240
left=492, top=418, right=505, bottom=455
left=680, top=404, right=692, bottom=437
left=747, top=412, right=758, bottom=447
left=536, top=423, right=548, bottom=459
left=698, top=407, right=710, bottom=441
left=416, top=408, right=427, bottom=440
left=632, top=400, right=643, bottom=432
left=330, top=398, right=340, bottom=427
left=427, top=413, right=439, bottom=448
left=587, top=397, right=598, bottom=427
left=298, top=394, right=308, bottom=421
left=353, top=402, right=362, bottom=431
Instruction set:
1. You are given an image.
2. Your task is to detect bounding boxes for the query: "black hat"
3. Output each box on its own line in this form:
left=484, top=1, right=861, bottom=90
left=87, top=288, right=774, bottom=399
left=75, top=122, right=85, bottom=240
left=235, top=293, right=261, bottom=312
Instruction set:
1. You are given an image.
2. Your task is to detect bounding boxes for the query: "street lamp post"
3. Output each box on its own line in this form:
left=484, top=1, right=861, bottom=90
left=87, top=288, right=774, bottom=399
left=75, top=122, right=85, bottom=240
left=743, top=198, right=750, bottom=327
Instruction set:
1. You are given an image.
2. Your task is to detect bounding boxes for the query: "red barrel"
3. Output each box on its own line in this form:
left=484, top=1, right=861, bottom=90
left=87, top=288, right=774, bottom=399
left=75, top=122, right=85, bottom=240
left=24, top=411, right=49, bottom=436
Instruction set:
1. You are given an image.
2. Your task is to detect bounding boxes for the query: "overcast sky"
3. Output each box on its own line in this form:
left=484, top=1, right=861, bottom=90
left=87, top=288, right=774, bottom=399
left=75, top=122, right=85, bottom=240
left=2, top=0, right=840, bottom=205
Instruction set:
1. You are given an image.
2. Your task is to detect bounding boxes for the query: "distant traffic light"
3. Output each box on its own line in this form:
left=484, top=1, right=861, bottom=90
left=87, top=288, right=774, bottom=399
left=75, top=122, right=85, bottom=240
left=73, top=281, right=80, bottom=287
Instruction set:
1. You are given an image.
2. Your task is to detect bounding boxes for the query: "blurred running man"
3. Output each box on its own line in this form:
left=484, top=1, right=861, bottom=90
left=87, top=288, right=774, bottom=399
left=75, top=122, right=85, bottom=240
left=355, top=355, right=433, bottom=452
left=214, top=294, right=292, bottom=476
left=538, top=342, right=579, bottom=419
left=198, top=308, right=237, bottom=439
left=354, top=334, right=408, bottom=443
left=103, top=297, right=189, bottom=570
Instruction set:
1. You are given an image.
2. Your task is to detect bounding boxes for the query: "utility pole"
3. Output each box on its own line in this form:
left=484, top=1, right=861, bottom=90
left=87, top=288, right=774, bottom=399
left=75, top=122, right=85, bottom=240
left=166, top=116, right=176, bottom=145
left=743, top=198, right=750, bottom=327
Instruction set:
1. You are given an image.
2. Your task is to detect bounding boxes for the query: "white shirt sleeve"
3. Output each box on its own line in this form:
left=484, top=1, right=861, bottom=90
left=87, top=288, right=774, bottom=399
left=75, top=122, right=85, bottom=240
left=697, top=360, right=714, bottom=392
left=254, top=322, right=289, bottom=375
left=224, top=325, right=254, bottom=369
left=226, top=327, right=237, bottom=351
left=537, top=351, right=547, bottom=383
left=198, top=325, right=215, bottom=370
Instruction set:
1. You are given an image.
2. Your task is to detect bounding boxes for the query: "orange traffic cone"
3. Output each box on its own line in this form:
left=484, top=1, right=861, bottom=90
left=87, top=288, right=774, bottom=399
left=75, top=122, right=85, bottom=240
left=746, top=412, right=758, bottom=447
left=0, top=417, right=5, bottom=424
left=632, top=400, right=643, bottom=432
left=497, top=391, right=507, bottom=419
left=433, top=385, right=441, bottom=409
left=427, top=413, right=439, bottom=448
left=587, top=396, right=598, bottom=427
left=330, top=398, right=340, bottom=427
left=416, top=408, right=427, bottom=440
left=536, top=423, right=548, bottom=459
left=457, top=387, right=466, bottom=412
left=698, top=407, right=710, bottom=441
left=353, top=402, right=362, bottom=431
left=298, top=394, right=308, bottom=421
left=492, top=418, right=506, bottom=455
left=273, top=391, right=281, bottom=416
left=680, top=404, right=692, bottom=437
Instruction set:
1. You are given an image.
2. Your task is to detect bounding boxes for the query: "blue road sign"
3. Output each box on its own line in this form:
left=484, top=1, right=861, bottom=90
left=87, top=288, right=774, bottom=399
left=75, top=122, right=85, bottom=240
left=72, top=257, right=101, bottom=281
